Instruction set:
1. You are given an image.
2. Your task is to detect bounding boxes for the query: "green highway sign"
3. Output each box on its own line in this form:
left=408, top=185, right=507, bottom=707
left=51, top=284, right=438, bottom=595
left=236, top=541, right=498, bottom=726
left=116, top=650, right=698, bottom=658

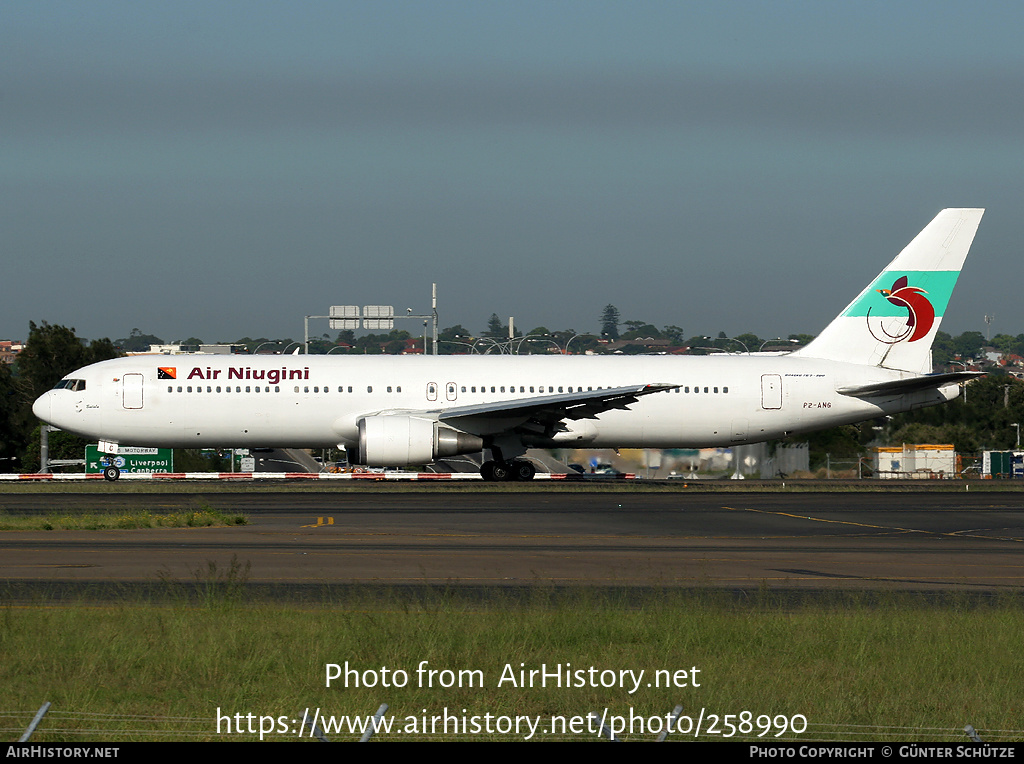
left=86, top=445, right=174, bottom=474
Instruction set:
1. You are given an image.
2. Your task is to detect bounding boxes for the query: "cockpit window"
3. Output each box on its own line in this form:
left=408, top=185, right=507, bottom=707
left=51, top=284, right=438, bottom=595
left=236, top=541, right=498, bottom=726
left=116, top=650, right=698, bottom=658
left=52, top=379, right=86, bottom=391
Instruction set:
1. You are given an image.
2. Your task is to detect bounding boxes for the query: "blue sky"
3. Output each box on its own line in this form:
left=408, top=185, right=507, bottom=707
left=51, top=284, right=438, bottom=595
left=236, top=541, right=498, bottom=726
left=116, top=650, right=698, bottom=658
left=3, top=1, right=1021, bottom=343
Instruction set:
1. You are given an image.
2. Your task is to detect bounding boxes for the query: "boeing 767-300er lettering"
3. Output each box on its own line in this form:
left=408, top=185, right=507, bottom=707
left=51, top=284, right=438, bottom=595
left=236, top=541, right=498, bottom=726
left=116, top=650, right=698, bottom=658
left=34, top=209, right=985, bottom=481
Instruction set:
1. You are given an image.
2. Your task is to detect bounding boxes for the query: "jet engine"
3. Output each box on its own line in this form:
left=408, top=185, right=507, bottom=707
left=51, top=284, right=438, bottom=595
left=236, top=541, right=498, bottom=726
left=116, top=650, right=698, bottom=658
left=355, top=415, right=484, bottom=467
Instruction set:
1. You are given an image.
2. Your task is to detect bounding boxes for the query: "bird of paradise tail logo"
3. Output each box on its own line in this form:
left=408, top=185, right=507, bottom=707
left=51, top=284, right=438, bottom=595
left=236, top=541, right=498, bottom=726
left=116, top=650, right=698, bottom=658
left=865, top=275, right=935, bottom=344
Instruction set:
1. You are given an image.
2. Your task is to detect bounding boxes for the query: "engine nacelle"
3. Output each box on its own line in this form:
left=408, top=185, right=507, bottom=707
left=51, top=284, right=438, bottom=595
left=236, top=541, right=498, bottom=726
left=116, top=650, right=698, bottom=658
left=355, top=416, right=484, bottom=467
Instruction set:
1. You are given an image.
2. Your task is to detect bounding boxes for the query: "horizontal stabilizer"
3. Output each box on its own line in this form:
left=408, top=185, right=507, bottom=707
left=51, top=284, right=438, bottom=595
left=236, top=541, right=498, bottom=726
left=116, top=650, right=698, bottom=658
left=837, top=371, right=985, bottom=398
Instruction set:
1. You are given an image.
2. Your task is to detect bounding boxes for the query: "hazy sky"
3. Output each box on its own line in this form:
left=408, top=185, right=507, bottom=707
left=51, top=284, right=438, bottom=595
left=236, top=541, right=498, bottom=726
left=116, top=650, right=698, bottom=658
left=3, top=1, right=1022, bottom=344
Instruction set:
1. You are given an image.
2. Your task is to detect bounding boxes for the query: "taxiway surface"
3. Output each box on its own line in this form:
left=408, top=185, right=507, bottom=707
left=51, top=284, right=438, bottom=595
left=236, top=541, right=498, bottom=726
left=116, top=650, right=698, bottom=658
left=3, top=489, right=1024, bottom=594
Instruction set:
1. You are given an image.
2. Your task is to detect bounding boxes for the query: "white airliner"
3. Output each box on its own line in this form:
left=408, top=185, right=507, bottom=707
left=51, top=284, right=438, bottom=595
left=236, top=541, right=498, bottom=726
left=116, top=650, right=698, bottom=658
left=34, top=209, right=985, bottom=481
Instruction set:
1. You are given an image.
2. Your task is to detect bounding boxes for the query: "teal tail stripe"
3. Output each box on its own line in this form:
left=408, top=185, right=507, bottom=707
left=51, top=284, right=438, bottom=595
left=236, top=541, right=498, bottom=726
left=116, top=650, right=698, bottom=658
left=842, top=270, right=959, bottom=318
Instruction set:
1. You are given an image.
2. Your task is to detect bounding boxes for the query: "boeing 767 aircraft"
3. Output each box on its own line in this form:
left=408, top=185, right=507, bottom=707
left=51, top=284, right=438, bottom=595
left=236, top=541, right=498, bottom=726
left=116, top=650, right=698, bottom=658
left=33, top=209, right=985, bottom=481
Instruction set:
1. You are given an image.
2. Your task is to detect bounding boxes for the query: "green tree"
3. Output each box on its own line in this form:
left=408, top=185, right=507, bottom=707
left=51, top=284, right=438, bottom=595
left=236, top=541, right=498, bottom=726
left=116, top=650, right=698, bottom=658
left=885, top=376, right=1024, bottom=452
left=600, top=305, right=620, bottom=340
left=114, top=328, right=164, bottom=353
left=952, top=331, right=986, bottom=361
left=18, top=322, right=120, bottom=404
left=484, top=314, right=507, bottom=339
left=179, top=337, right=204, bottom=351
left=621, top=321, right=661, bottom=340
left=662, top=325, right=685, bottom=344
left=0, top=362, right=21, bottom=470
left=12, top=323, right=121, bottom=472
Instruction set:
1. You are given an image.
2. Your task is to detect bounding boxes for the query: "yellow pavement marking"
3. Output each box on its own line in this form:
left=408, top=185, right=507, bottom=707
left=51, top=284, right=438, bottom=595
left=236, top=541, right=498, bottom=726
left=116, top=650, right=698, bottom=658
left=722, top=506, right=1024, bottom=542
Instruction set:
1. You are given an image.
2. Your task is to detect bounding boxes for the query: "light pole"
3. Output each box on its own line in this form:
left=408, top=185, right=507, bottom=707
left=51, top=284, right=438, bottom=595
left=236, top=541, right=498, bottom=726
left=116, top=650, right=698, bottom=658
left=563, top=333, right=592, bottom=355
left=252, top=341, right=281, bottom=355
left=759, top=338, right=800, bottom=352
left=951, top=360, right=969, bottom=403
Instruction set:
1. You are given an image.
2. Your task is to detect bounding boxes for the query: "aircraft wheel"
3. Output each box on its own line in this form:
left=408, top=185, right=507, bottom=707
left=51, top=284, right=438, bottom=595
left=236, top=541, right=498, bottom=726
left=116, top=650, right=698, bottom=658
left=480, top=461, right=496, bottom=481
left=103, top=466, right=120, bottom=482
left=512, top=461, right=536, bottom=481
left=489, top=461, right=511, bottom=481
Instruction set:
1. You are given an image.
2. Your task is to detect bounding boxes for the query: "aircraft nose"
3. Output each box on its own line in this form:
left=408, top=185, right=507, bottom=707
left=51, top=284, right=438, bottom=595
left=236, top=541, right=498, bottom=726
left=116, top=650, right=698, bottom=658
left=32, top=391, right=51, bottom=424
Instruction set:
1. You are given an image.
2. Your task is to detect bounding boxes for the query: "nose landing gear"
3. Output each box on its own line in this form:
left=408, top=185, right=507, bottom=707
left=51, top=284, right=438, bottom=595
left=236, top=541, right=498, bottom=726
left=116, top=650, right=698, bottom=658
left=99, top=456, right=121, bottom=482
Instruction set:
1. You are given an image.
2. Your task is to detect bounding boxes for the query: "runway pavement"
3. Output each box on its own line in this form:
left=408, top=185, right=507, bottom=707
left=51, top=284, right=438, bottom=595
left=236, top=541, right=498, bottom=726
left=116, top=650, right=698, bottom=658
left=2, top=489, right=1024, bottom=596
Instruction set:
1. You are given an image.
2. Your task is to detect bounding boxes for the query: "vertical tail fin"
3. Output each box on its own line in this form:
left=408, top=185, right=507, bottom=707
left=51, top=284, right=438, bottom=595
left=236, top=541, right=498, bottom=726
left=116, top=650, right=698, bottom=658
left=792, top=208, right=984, bottom=373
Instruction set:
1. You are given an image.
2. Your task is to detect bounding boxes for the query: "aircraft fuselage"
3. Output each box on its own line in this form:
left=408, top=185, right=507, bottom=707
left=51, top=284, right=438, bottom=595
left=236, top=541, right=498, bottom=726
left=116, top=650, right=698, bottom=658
left=33, top=353, right=956, bottom=453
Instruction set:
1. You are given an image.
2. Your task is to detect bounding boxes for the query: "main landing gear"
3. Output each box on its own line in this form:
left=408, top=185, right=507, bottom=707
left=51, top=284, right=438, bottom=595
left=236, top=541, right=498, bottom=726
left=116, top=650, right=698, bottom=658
left=480, top=459, right=536, bottom=482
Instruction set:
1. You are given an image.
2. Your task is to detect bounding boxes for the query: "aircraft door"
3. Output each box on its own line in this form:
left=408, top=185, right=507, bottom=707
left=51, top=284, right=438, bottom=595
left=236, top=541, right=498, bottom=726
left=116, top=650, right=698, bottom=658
left=426, top=382, right=438, bottom=402
left=446, top=382, right=457, bottom=401
left=761, top=374, right=782, bottom=409
left=122, top=373, right=144, bottom=409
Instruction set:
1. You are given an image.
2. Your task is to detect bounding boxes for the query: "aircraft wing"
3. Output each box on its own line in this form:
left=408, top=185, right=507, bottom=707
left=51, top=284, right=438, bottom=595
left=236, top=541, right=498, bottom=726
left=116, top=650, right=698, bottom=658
left=435, top=383, right=677, bottom=436
left=837, top=371, right=985, bottom=398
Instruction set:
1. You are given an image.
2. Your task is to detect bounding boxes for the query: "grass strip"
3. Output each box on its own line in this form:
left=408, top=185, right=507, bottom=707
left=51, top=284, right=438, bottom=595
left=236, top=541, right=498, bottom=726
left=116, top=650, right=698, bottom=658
left=2, top=588, right=1022, bottom=742
left=0, top=507, right=246, bottom=531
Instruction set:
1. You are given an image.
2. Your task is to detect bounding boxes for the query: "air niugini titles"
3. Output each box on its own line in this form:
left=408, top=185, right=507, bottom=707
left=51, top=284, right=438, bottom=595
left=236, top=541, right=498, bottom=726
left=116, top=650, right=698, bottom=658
left=184, top=366, right=310, bottom=385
